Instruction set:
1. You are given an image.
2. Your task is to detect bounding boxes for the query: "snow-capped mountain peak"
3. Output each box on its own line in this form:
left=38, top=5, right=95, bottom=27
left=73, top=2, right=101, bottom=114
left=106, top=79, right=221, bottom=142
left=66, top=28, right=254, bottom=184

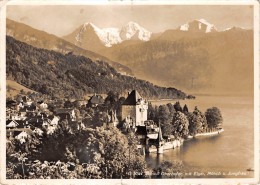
left=120, top=21, right=152, bottom=41
left=74, top=21, right=152, bottom=47
left=180, top=19, right=217, bottom=33
left=83, top=22, right=96, bottom=28
left=76, top=22, right=122, bottom=47
left=222, top=26, right=248, bottom=32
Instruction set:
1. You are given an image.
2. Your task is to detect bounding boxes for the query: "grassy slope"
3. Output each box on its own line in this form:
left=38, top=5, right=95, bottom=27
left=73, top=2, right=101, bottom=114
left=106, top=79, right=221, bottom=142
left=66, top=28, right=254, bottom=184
left=6, top=80, right=36, bottom=98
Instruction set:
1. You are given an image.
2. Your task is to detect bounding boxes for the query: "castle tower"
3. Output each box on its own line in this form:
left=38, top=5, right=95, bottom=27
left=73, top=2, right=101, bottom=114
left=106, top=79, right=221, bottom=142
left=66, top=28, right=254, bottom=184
left=121, top=90, right=148, bottom=127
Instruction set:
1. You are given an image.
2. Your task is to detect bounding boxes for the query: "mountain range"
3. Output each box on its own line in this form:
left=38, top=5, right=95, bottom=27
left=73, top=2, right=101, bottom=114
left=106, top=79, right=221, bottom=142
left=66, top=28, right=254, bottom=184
left=63, top=21, right=152, bottom=52
left=99, top=27, right=253, bottom=94
left=6, top=18, right=253, bottom=95
left=62, top=19, right=234, bottom=50
left=6, top=19, right=132, bottom=75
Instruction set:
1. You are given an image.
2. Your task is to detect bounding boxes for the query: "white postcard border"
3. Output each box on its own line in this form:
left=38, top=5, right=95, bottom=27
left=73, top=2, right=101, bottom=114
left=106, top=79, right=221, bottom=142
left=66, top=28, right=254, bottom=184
left=0, top=0, right=259, bottom=185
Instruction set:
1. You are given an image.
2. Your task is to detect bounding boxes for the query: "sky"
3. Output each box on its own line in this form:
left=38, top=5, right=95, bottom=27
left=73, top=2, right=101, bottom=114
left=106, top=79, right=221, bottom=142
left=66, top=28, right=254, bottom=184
left=7, top=5, right=254, bottom=37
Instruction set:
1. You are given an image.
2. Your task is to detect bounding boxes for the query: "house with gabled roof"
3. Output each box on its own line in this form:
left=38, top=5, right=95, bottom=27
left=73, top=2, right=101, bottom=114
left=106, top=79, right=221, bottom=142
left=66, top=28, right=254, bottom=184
left=37, top=100, right=48, bottom=109
left=7, top=128, right=35, bottom=144
left=87, top=94, right=104, bottom=107
left=54, top=108, right=76, bottom=121
left=27, top=117, right=51, bottom=128
left=6, top=120, right=20, bottom=128
left=48, top=115, right=60, bottom=126
left=6, top=120, right=28, bottom=128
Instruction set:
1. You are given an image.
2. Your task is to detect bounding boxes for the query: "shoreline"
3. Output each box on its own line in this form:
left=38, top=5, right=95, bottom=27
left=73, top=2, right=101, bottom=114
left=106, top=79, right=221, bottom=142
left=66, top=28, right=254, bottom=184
left=187, top=128, right=224, bottom=139
left=147, top=128, right=224, bottom=154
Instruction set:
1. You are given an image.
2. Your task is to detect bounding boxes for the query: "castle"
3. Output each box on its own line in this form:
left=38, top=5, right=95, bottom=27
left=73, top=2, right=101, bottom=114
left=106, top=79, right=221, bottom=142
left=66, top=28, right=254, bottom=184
left=121, top=90, right=166, bottom=154
left=121, top=90, right=148, bottom=128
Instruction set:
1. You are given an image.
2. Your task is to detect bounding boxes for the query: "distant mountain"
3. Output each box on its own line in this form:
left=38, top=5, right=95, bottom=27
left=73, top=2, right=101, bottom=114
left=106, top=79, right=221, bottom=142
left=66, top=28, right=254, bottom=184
left=6, top=36, right=187, bottom=100
left=63, top=21, right=151, bottom=51
left=179, top=19, right=217, bottom=33
left=100, top=27, right=253, bottom=95
left=6, top=19, right=132, bottom=75
left=222, top=26, right=250, bottom=32
left=120, top=21, right=152, bottom=41
left=9, top=18, right=253, bottom=95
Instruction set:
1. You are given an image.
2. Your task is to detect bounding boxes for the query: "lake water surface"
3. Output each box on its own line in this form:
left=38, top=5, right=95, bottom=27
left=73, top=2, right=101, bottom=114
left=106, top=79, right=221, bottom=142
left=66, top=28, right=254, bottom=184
left=146, top=95, right=254, bottom=178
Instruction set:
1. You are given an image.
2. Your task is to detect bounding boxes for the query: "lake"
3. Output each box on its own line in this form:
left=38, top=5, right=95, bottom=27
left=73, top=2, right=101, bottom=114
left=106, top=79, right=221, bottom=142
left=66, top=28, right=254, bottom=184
left=146, top=95, right=254, bottom=178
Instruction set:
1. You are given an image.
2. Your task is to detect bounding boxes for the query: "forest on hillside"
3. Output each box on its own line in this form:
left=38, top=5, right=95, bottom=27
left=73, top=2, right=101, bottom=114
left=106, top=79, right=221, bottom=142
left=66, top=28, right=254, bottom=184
left=6, top=36, right=187, bottom=100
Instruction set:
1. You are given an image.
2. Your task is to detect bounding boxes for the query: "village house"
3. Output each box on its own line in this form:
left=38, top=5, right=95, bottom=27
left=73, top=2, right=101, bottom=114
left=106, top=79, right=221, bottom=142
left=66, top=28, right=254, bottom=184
left=7, top=112, right=26, bottom=120
left=17, top=101, right=25, bottom=111
left=73, top=99, right=88, bottom=107
left=87, top=94, right=104, bottom=108
left=6, top=120, right=28, bottom=128
left=20, top=104, right=38, bottom=113
left=7, top=128, right=35, bottom=144
left=48, top=115, right=60, bottom=126
left=37, top=100, right=48, bottom=109
left=54, top=108, right=76, bottom=121
left=21, top=95, right=33, bottom=106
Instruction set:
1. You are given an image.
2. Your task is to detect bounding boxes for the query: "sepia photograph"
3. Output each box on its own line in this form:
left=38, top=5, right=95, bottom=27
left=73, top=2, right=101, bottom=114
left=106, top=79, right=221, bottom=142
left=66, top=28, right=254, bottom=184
left=0, top=0, right=259, bottom=184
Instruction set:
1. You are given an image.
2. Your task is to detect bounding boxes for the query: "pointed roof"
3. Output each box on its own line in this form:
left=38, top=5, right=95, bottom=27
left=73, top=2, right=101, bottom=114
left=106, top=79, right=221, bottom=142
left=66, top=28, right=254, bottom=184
left=122, top=90, right=142, bottom=105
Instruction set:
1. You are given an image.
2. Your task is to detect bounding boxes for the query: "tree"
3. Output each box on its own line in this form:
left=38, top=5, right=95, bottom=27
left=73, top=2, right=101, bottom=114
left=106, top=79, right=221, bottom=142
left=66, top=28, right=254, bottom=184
left=92, top=111, right=108, bottom=128
left=166, top=103, right=176, bottom=120
left=64, top=100, right=73, bottom=108
left=173, top=101, right=183, bottom=112
left=183, top=104, right=189, bottom=113
left=188, top=106, right=208, bottom=135
left=205, top=107, right=223, bottom=128
left=161, top=123, right=174, bottom=137
left=77, top=127, right=146, bottom=178
left=158, top=105, right=170, bottom=125
left=20, top=89, right=25, bottom=95
left=104, top=91, right=119, bottom=110
left=172, top=111, right=189, bottom=138
left=73, top=101, right=82, bottom=109
left=148, top=102, right=155, bottom=120
left=114, top=96, right=125, bottom=121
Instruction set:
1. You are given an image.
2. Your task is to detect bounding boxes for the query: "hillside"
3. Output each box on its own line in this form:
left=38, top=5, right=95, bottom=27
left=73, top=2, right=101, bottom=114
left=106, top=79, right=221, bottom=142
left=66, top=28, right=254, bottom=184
left=6, top=80, right=36, bottom=98
left=6, top=36, right=187, bottom=100
left=100, top=28, right=254, bottom=95
left=6, top=19, right=132, bottom=75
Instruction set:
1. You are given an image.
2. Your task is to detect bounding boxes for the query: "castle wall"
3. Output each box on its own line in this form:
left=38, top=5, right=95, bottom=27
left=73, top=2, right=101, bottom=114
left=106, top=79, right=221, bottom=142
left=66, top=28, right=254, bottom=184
left=121, top=105, right=136, bottom=122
